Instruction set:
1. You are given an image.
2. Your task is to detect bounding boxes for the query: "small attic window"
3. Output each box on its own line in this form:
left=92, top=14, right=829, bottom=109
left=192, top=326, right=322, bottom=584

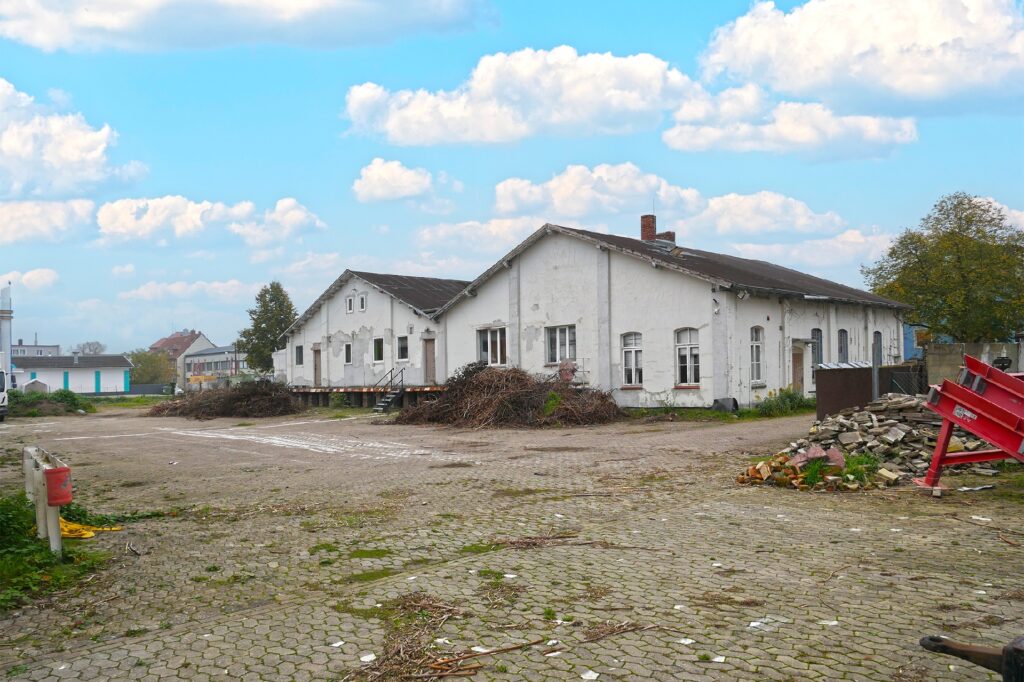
left=359, top=295, right=367, bottom=311
left=346, top=296, right=354, bottom=313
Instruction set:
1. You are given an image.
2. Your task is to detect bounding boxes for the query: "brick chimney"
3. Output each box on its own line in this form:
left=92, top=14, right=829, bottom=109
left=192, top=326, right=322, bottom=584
left=655, top=229, right=676, bottom=244
left=640, top=214, right=656, bottom=241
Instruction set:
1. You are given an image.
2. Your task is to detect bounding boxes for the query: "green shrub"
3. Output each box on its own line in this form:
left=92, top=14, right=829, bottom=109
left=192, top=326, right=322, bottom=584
left=541, top=391, right=563, bottom=417
left=329, top=393, right=351, bottom=408
left=801, top=458, right=828, bottom=486
left=7, top=389, right=95, bottom=416
left=756, top=387, right=816, bottom=417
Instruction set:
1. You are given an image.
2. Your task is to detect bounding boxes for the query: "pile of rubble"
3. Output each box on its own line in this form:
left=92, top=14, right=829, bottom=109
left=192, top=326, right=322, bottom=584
left=739, top=393, right=995, bottom=492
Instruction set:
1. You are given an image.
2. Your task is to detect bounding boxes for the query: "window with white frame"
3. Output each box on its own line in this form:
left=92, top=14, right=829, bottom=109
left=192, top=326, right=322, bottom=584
left=346, top=296, right=354, bottom=313
left=675, top=328, right=700, bottom=385
left=397, top=336, right=409, bottom=361
left=545, top=325, right=576, bottom=364
left=295, top=345, right=304, bottom=366
left=622, top=332, right=643, bottom=385
left=359, top=295, right=367, bottom=311
left=750, top=326, right=764, bottom=384
left=838, top=329, right=849, bottom=363
left=344, top=343, right=352, bottom=364
left=372, top=337, right=384, bottom=363
left=811, top=328, right=823, bottom=366
left=477, top=327, right=507, bottom=365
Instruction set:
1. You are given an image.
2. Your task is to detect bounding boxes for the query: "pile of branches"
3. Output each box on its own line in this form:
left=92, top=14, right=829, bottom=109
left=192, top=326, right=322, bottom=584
left=395, top=362, right=621, bottom=428
left=148, top=381, right=301, bottom=420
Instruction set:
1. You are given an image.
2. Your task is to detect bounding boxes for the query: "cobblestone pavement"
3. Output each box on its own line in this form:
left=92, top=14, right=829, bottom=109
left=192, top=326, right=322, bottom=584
left=1, top=412, right=1019, bottom=681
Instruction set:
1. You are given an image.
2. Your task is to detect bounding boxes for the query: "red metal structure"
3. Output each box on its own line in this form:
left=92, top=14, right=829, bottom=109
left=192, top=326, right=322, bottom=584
left=915, top=355, right=1024, bottom=488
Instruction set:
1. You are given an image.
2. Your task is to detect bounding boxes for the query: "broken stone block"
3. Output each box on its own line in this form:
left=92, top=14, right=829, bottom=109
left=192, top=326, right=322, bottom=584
left=838, top=431, right=863, bottom=446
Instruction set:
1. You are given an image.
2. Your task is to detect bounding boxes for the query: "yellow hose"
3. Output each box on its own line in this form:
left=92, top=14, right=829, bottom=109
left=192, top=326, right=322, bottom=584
left=59, top=517, right=124, bottom=539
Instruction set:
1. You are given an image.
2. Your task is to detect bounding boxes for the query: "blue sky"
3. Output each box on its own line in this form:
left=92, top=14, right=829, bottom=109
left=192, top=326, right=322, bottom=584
left=1, top=0, right=1022, bottom=352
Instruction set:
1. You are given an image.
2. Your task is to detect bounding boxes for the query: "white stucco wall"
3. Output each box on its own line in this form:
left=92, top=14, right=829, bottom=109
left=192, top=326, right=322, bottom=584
left=442, top=231, right=905, bottom=409
left=286, top=276, right=443, bottom=387
left=24, top=366, right=129, bottom=394
left=176, top=335, right=214, bottom=385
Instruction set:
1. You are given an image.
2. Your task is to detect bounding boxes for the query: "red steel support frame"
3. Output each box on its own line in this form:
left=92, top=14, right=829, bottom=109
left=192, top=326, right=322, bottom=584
left=915, top=356, right=1024, bottom=489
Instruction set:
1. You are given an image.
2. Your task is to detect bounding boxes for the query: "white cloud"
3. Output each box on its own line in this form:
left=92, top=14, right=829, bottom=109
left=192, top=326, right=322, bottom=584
left=0, top=78, right=141, bottom=197
left=352, top=158, right=433, bottom=202
left=702, top=0, right=1024, bottom=99
left=0, top=199, right=93, bottom=244
left=390, top=252, right=485, bottom=278
left=226, top=197, right=325, bottom=248
left=985, top=197, right=1024, bottom=228
left=1, top=268, right=59, bottom=289
left=97, top=195, right=253, bottom=240
left=119, top=279, right=260, bottom=301
left=346, top=45, right=699, bottom=144
left=495, top=163, right=702, bottom=217
left=731, top=229, right=894, bottom=267
left=680, top=191, right=845, bottom=235
left=111, top=263, right=135, bottom=276
left=0, top=0, right=487, bottom=51
left=282, top=251, right=344, bottom=274
left=417, top=216, right=543, bottom=253
left=663, top=101, right=916, bottom=155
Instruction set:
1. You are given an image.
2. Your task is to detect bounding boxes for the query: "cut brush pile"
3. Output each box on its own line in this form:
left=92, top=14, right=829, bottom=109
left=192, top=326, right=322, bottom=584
left=148, top=381, right=301, bottom=420
left=395, top=362, right=621, bottom=428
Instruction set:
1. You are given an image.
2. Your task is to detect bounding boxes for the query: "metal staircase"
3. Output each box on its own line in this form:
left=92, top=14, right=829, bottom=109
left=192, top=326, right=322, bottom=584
left=372, top=367, right=405, bottom=414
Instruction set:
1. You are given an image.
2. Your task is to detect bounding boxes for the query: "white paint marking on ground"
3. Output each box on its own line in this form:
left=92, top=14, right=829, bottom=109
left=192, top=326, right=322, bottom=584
left=167, top=428, right=464, bottom=463
left=53, top=432, right=157, bottom=441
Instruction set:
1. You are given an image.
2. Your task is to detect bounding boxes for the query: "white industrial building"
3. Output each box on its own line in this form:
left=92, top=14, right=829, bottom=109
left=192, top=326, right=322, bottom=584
left=12, top=354, right=134, bottom=395
left=282, top=216, right=907, bottom=408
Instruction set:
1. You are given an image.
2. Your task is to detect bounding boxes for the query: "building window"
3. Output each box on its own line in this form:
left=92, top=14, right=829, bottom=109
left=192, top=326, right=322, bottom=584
left=372, top=337, right=384, bottom=363
left=838, top=329, right=849, bottom=363
left=622, top=332, right=643, bottom=386
left=397, top=336, right=409, bottom=361
left=185, top=362, right=192, bottom=372
left=295, top=345, right=304, bottom=366
left=344, top=343, right=352, bottom=364
left=675, top=328, right=700, bottom=385
left=750, top=326, right=764, bottom=384
left=477, top=327, right=507, bottom=366
left=346, top=296, right=354, bottom=313
left=359, top=295, right=367, bottom=311
left=811, top=328, right=823, bottom=366
left=545, top=325, right=576, bottom=364
left=873, top=331, right=883, bottom=366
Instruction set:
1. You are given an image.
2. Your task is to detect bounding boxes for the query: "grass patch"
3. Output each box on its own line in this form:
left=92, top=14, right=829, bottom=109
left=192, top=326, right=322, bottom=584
left=990, top=469, right=1024, bottom=504
left=755, top=387, right=816, bottom=417
left=476, top=568, right=504, bottom=580
left=91, top=395, right=171, bottom=409
left=843, top=453, right=880, bottom=483
left=60, top=502, right=165, bottom=527
left=333, top=507, right=395, bottom=528
left=493, top=487, right=547, bottom=498
left=0, top=494, right=109, bottom=610
left=349, top=548, right=392, bottom=559
left=801, top=458, right=828, bottom=487
left=309, top=542, right=340, bottom=554
left=344, top=568, right=397, bottom=583
left=460, top=543, right=500, bottom=554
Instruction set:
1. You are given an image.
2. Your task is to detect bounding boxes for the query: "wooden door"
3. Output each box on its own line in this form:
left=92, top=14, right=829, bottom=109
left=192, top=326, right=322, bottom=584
left=313, top=349, right=322, bottom=387
left=423, top=339, right=436, bottom=385
left=791, top=347, right=804, bottom=394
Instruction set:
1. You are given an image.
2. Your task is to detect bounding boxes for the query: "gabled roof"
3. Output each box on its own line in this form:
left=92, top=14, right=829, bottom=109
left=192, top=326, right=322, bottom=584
left=150, top=329, right=205, bottom=358
left=437, top=224, right=908, bottom=315
left=14, top=355, right=133, bottom=369
left=284, top=270, right=470, bottom=337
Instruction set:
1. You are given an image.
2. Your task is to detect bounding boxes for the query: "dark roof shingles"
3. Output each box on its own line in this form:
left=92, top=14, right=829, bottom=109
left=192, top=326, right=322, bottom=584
left=14, top=355, right=133, bottom=369
left=350, top=271, right=469, bottom=312
left=560, top=227, right=907, bottom=308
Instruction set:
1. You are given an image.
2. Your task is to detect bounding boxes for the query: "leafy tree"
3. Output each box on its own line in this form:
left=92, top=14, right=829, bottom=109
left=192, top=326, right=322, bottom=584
left=128, top=349, right=175, bottom=384
left=236, top=282, right=297, bottom=374
left=862, top=192, right=1024, bottom=342
left=73, top=341, right=106, bottom=355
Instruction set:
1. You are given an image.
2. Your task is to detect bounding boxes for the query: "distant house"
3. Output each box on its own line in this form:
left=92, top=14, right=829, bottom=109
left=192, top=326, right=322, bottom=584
left=149, top=329, right=215, bottom=386
left=11, top=337, right=60, bottom=358
left=183, top=344, right=255, bottom=390
left=13, top=353, right=134, bottom=395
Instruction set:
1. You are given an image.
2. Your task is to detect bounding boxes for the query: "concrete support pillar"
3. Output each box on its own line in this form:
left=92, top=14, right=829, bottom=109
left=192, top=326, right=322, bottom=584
left=508, top=259, right=521, bottom=367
